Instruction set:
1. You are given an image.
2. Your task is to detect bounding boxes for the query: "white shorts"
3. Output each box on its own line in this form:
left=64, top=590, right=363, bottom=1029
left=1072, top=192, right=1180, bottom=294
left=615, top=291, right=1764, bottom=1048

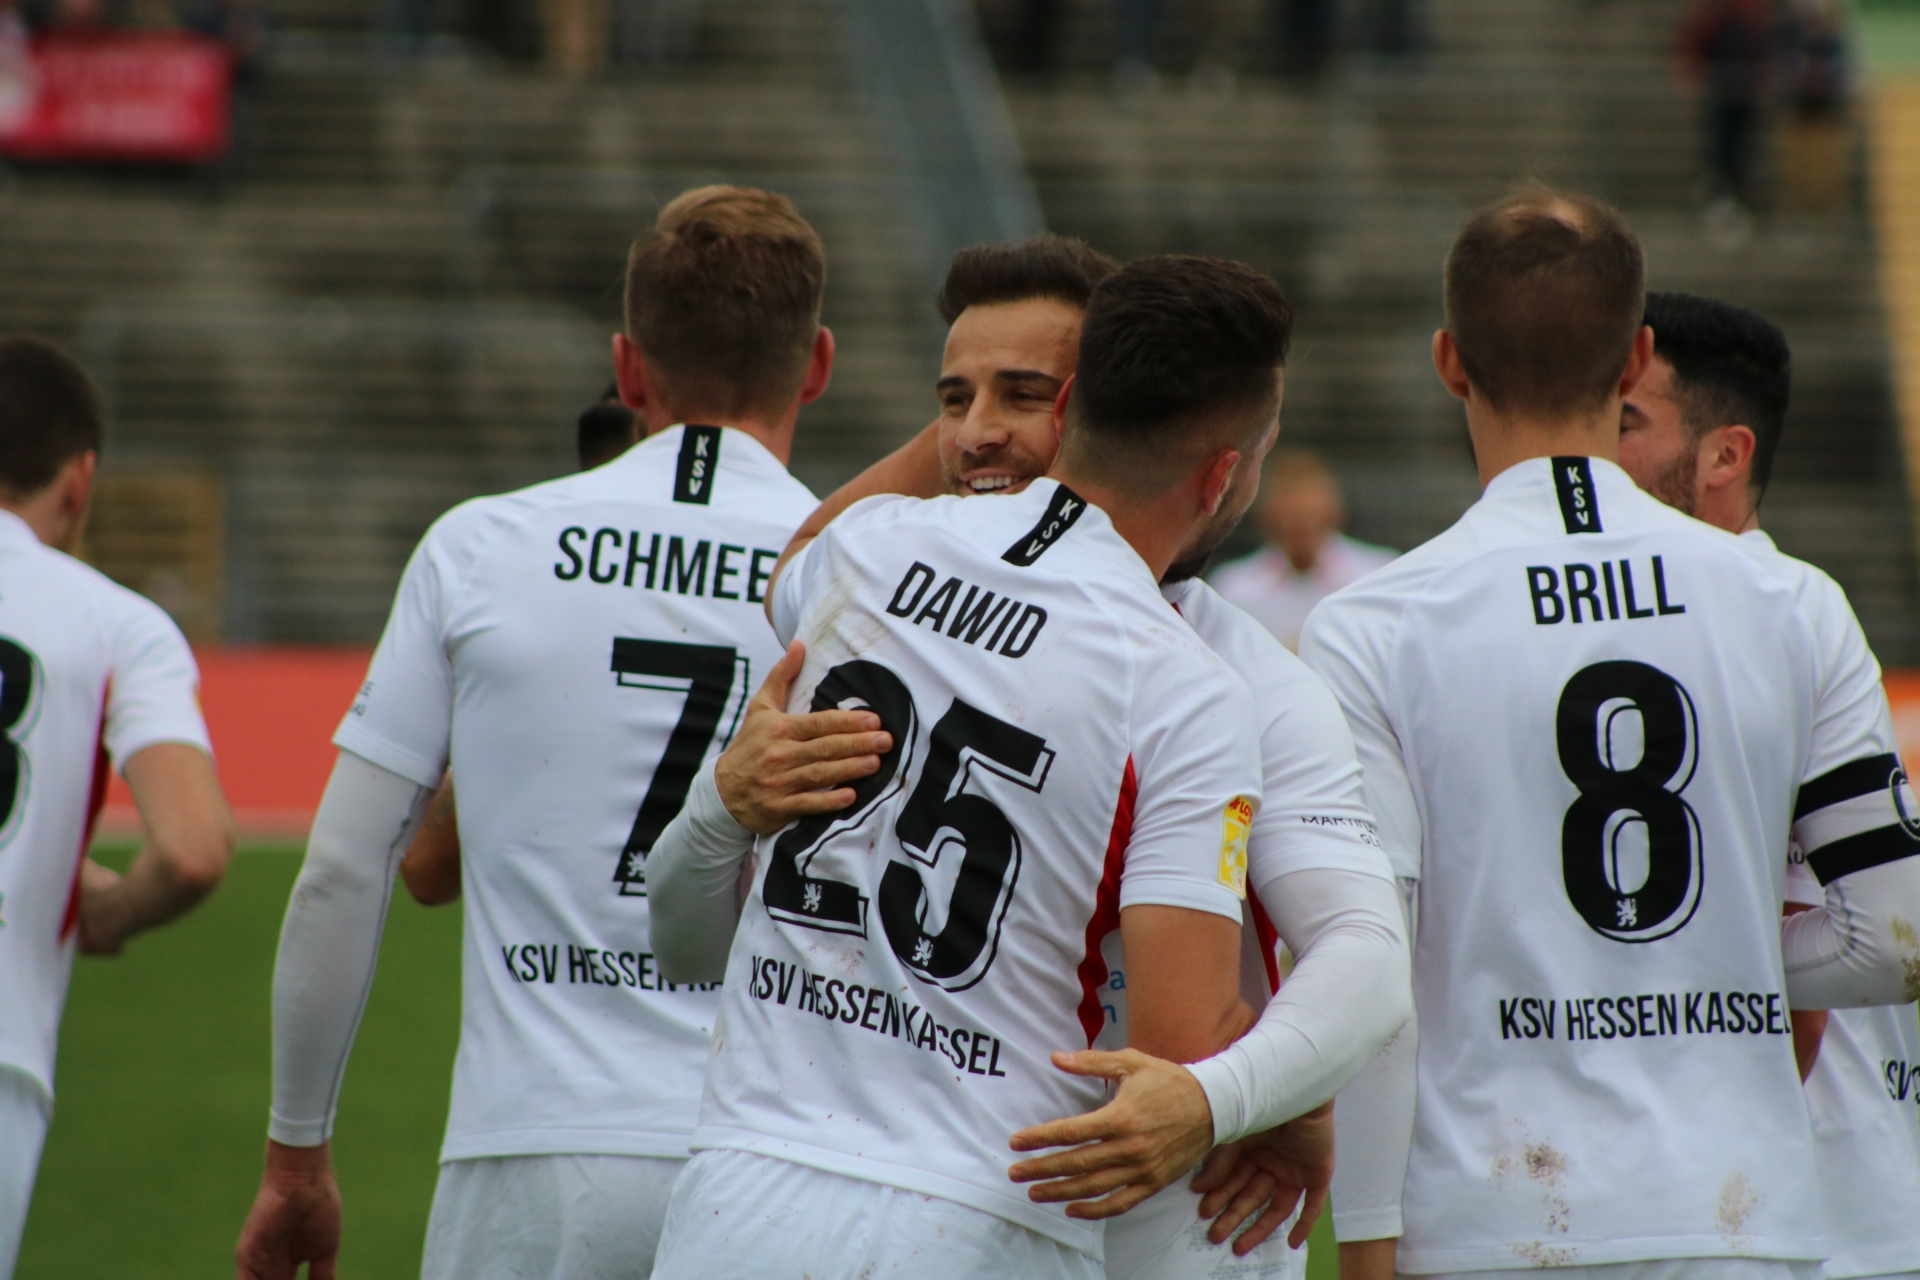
left=0, top=1066, right=51, bottom=1280
left=1417, top=1262, right=1823, bottom=1280
left=652, top=1148, right=1103, bottom=1280
left=420, top=1152, right=685, bottom=1280
left=1105, top=1180, right=1306, bottom=1280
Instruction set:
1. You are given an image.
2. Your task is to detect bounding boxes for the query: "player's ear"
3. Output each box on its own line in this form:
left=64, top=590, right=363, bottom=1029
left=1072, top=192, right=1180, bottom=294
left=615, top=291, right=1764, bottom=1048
left=1051, top=374, right=1074, bottom=448
left=1199, top=447, right=1243, bottom=517
left=612, top=333, right=652, bottom=416
left=798, top=326, right=835, bottom=406
left=1618, top=325, right=1656, bottom=398
left=1702, top=424, right=1756, bottom=492
left=1432, top=330, right=1471, bottom=401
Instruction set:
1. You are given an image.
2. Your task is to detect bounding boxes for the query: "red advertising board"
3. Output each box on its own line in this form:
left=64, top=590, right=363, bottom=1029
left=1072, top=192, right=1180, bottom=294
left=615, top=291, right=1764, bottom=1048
left=0, top=30, right=231, bottom=164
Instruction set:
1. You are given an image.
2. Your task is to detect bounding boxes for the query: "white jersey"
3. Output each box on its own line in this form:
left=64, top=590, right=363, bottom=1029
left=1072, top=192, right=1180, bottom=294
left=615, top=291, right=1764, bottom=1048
left=1301, top=456, right=1912, bottom=1273
left=692, top=480, right=1265, bottom=1258
left=335, top=425, right=816, bottom=1161
left=1210, top=534, right=1397, bottom=652
left=0, top=511, right=209, bottom=1099
left=1761, top=527, right=1920, bottom=1280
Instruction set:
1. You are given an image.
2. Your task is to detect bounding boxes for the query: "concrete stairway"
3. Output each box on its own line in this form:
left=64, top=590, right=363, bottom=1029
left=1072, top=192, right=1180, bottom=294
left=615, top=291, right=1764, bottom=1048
left=985, top=0, right=1919, bottom=661
left=7, top=0, right=935, bottom=642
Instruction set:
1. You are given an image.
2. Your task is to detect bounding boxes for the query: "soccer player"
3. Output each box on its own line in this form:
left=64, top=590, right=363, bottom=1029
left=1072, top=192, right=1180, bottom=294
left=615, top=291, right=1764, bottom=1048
left=234, top=185, right=836, bottom=1280
left=647, top=235, right=1411, bottom=1277
left=1210, top=450, right=1397, bottom=651
left=1618, top=289, right=1920, bottom=1280
left=1009, top=185, right=1920, bottom=1280
left=0, top=335, right=235, bottom=1279
left=646, top=254, right=1296, bottom=1280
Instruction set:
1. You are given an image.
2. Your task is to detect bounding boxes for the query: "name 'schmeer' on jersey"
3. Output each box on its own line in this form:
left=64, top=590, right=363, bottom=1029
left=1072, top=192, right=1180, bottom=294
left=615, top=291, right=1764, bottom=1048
left=693, top=479, right=1266, bottom=1259
left=1298, top=456, right=1920, bottom=1273
left=333, top=424, right=818, bottom=1163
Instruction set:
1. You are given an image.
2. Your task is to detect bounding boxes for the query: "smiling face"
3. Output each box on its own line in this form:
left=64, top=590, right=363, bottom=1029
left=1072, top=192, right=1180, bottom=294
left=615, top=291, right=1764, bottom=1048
left=935, top=298, right=1082, bottom=496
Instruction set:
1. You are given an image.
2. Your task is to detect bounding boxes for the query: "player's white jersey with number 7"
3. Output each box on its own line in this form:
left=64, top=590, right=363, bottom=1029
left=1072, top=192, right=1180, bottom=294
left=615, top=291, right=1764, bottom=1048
left=334, top=424, right=816, bottom=1162
left=1301, top=456, right=1914, bottom=1273
left=690, top=480, right=1265, bottom=1261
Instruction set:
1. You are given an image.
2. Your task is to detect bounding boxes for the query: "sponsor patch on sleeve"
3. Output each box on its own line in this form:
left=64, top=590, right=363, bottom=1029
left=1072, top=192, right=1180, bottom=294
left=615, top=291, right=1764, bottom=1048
left=1219, top=795, right=1255, bottom=898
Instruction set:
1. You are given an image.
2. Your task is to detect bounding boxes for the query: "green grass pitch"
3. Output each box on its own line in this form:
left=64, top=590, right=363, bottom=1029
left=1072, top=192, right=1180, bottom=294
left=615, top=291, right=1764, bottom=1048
left=18, top=840, right=1340, bottom=1278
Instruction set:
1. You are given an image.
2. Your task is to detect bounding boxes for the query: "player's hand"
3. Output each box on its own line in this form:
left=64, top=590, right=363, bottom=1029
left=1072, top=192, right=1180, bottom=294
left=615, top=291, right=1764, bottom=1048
left=1005, top=1048, right=1214, bottom=1219
left=1191, top=1099, right=1334, bottom=1254
left=716, top=641, right=893, bottom=835
left=236, top=1140, right=343, bottom=1280
left=75, top=857, right=126, bottom=956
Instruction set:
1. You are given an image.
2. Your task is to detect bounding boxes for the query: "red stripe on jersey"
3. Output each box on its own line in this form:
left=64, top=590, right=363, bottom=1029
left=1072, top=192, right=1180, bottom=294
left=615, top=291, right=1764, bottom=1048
left=62, top=683, right=112, bottom=943
left=1250, top=892, right=1282, bottom=996
left=1075, top=756, right=1137, bottom=1047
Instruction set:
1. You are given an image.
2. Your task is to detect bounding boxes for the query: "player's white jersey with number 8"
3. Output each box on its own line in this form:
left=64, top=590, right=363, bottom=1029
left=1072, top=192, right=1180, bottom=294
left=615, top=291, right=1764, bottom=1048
left=1302, top=457, right=1915, bottom=1273
left=692, top=480, right=1265, bottom=1261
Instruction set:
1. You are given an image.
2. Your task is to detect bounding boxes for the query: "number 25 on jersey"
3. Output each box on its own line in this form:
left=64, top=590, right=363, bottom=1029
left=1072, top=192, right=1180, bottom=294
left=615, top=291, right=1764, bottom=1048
left=762, top=659, right=1055, bottom=993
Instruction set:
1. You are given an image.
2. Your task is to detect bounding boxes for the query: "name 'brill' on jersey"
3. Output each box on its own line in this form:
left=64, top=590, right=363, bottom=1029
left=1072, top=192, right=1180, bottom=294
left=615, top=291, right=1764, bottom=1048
left=332, top=425, right=819, bottom=1164
left=696, top=480, right=1265, bottom=1260
left=1298, top=456, right=1919, bottom=1274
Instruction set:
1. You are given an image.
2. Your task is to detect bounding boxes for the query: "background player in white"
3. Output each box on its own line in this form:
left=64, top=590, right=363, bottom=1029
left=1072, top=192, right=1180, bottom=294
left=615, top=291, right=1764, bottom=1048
left=646, top=237, right=1412, bottom=1277
left=1010, top=185, right=1920, bottom=1280
left=1210, top=450, right=1397, bottom=652
left=648, top=254, right=1293, bottom=1280
left=1618, top=289, right=1920, bottom=1280
left=0, top=334, right=235, bottom=1279
left=234, top=185, right=837, bottom=1280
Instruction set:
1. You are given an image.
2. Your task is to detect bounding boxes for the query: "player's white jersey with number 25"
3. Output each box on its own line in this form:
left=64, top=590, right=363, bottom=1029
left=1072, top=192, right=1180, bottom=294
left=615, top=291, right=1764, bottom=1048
left=690, top=480, right=1264, bottom=1261
left=335, top=424, right=816, bottom=1162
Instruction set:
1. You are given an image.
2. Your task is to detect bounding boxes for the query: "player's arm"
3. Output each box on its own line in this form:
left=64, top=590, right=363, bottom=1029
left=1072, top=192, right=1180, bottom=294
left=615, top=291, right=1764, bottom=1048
left=237, top=749, right=432, bottom=1280
left=767, top=421, right=941, bottom=622
left=649, top=641, right=891, bottom=983
left=78, top=742, right=235, bottom=955
left=399, top=772, right=460, bottom=906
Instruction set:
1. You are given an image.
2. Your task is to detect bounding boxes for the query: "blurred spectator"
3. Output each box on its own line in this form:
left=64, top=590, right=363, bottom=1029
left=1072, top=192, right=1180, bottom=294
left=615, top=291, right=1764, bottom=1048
left=1679, top=0, right=1772, bottom=212
left=1010, top=0, right=1063, bottom=78
left=1776, top=0, right=1852, bottom=211
left=1113, top=0, right=1157, bottom=95
left=577, top=381, right=638, bottom=469
left=541, top=0, right=606, bottom=74
left=1276, top=0, right=1335, bottom=81
left=1209, top=449, right=1396, bottom=651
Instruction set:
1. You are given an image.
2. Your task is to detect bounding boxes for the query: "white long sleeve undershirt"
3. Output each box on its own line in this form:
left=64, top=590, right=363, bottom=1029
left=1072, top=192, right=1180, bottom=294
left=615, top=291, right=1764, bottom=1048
left=267, top=750, right=431, bottom=1147
left=1782, top=854, right=1920, bottom=1009
left=647, top=763, right=755, bottom=985
left=1187, top=867, right=1413, bottom=1146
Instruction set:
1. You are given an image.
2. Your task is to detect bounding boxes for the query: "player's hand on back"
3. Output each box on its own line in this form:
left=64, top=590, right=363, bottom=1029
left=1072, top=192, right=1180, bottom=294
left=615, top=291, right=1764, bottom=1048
left=716, top=641, right=893, bottom=835
left=1005, top=1047, right=1217, bottom=1218
left=1191, top=1098, right=1334, bottom=1254
left=236, top=1140, right=343, bottom=1280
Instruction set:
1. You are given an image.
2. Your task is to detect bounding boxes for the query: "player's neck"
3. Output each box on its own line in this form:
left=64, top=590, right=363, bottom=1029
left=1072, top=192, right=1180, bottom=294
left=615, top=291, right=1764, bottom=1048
left=1049, top=470, right=1190, bottom=581
left=1466, top=398, right=1621, bottom=489
left=645, top=405, right=797, bottom=466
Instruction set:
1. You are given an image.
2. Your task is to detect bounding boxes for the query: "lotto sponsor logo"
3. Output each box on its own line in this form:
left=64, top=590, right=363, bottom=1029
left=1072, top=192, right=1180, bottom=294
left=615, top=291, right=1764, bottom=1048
left=748, top=954, right=1010, bottom=1079
left=1219, top=795, right=1253, bottom=898
left=1498, top=991, right=1791, bottom=1041
left=499, top=942, right=720, bottom=993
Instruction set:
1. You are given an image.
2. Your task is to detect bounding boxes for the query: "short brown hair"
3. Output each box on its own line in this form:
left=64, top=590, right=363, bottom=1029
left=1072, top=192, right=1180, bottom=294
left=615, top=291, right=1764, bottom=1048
left=935, top=234, right=1120, bottom=324
left=623, top=185, right=826, bottom=418
left=0, top=335, right=103, bottom=497
left=1444, top=185, right=1645, bottom=417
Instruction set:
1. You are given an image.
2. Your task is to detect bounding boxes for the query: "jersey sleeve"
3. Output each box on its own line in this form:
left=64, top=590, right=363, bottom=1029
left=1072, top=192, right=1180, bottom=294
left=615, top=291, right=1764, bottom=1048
left=769, top=537, right=822, bottom=648
left=102, top=592, right=212, bottom=768
left=332, top=529, right=457, bottom=789
left=1118, top=644, right=1264, bottom=923
left=1299, top=590, right=1422, bottom=881
left=1246, top=658, right=1395, bottom=899
left=1787, top=575, right=1920, bottom=887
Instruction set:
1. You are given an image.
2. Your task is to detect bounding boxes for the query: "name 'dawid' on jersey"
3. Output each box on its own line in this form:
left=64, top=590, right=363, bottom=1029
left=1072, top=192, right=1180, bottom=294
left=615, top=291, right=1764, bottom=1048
left=1527, top=555, right=1687, bottom=627
left=886, top=561, right=1049, bottom=659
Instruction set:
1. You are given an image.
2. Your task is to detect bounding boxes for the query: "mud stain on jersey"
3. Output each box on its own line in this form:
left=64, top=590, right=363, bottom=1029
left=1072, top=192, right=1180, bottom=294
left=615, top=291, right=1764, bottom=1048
left=1717, top=1171, right=1761, bottom=1252
left=1493, top=1130, right=1573, bottom=1238
left=1511, top=1241, right=1580, bottom=1268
